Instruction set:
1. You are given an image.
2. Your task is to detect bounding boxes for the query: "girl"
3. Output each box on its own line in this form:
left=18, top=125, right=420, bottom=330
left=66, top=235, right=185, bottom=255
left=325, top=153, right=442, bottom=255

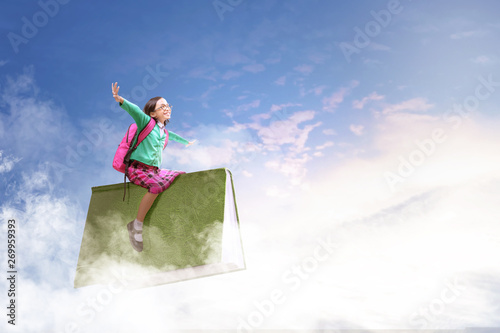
left=111, top=82, right=196, bottom=252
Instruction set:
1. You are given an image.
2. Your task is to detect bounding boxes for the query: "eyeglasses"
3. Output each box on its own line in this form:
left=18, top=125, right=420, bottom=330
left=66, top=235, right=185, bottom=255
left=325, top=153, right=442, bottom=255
left=154, top=104, right=172, bottom=112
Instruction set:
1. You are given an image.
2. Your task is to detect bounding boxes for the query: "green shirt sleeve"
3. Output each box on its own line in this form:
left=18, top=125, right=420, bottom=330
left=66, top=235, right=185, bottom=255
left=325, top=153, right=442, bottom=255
left=168, top=130, right=190, bottom=145
left=119, top=99, right=150, bottom=130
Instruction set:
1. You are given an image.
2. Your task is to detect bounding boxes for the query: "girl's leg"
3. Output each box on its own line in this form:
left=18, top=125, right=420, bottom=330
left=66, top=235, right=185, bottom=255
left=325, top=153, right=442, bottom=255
left=137, top=192, right=159, bottom=222
left=127, top=192, right=158, bottom=252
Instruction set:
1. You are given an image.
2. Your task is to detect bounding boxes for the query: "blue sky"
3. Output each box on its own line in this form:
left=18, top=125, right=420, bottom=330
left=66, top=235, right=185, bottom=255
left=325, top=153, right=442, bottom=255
left=1, top=0, right=500, bottom=331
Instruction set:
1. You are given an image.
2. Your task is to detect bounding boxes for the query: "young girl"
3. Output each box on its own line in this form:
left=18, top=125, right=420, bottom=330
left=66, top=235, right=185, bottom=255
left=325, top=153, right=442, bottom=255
left=111, top=82, right=195, bottom=252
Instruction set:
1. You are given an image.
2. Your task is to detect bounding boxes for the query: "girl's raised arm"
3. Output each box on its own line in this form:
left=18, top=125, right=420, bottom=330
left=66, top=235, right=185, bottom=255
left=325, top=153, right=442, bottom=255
left=112, top=82, right=124, bottom=104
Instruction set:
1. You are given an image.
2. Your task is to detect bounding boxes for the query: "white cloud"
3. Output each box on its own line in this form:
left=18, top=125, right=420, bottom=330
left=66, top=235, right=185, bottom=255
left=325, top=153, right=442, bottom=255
left=322, top=129, right=336, bottom=136
left=252, top=110, right=320, bottom=151
left=176, top=103, right=321, bottom=185
left=7, top=66, right=500, bottom=331
left=0, top=59, right=8, bottom=66
left=322, top=80, right=359, bottom=112
left=378, top=97, right=434, bottom=115
left=291, top=114, right=500, bottom=329
left=315, top=141, right=334, bottom=150
left=300, top=85, right=328, bottom=97
left=265, top=184, right=291, bottom=198
left=2, top=104, right=500, bottom=332
left=352, top=92, right=385, bottom=109
left=269, top=102, right=301, bottom=113
left=242, top=170, right=253, bottom=177
left=250, top=112, right=271, bottom=122
left=313, top=151, right=324, bottom=157
left=236, top=99, right=261, bottom=112
left=307, top=112, right=500, bottom=220
left=0, top=67, right=78, bottom=184
left=0, top=151, right=21, bottom=173
left=265, top=153, right=312, bottom=186
left=349, top=124, right=364, bottom=136
left=225, top=120, right=247, bottom=132
left=248, top=110, right=322, bottom=185
left=226, top=105, right=323, bottom=186
left=274, top=75, right=286, bottom=86
left=310, top=85, right=327, bottom=96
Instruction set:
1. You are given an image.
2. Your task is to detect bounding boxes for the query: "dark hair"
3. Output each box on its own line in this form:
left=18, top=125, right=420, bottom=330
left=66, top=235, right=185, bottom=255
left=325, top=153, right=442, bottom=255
left=143, top=96, right=169, bottom=125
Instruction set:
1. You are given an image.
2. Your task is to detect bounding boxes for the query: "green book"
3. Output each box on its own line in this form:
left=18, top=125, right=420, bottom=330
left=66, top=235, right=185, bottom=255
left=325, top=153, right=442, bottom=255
left=74, top=168, right=245, bottom=289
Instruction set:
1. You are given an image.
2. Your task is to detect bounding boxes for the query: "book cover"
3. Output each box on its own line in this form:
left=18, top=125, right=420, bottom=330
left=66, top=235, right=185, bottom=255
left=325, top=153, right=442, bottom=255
left=74, top=168, right=245, bottom=289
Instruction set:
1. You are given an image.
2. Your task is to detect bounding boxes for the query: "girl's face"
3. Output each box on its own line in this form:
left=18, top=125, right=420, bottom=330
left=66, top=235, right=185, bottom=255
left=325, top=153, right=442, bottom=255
left=151, top=98, right=171, bottom=124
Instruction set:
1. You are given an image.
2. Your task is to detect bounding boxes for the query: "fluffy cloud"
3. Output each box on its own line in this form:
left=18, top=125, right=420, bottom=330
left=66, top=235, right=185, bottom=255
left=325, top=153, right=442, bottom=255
left=274, top=75, right=286, bottom=86
left=322, top=129, right=336, bottom=136
left=251, top=111, right=320, bottom=151
left=0, top=67, right=75, bottom=163
left=315, top=141, right=334, bottom=150
left=167, top=139, right=238, bottom=168
left=236, top=99, right=261, bottom=113
left=322, top=80, right=359, bottom=112
left=349, top=124, right=364, bottom=136
left=282, top=112, right=500, bottom=329
left=4, top=66, right=500, bottom=332
left=352, top=92, right=385, bottom=109
left=0, top=151, right=21, bottom=173
left=378, top=97, right=434, bottom=115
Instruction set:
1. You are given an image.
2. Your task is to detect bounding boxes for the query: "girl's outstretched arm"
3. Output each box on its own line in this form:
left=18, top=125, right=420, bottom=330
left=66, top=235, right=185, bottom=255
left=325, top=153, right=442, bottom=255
left=112, top=82, right=124, bottom=104
left=168, top=131, right=196, bottom=147
left=112, top=82, right=149, bottom=128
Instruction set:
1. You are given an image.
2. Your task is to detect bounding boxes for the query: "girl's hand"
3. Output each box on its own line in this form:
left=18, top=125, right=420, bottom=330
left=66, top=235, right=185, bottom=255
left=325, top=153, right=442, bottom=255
left=111, top=82, right=124, bottom=103
left=186, top=140, right=197, bottom=147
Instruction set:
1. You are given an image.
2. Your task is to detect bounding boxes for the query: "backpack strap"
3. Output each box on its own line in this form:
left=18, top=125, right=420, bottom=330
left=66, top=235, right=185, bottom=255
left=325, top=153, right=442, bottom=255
left=135, top=118, right=157, bottom=149
left=122, top=118, right=157, bottom=201
left=163, top=129, right=169, bottom=149
left=122, top=124, right=134, bottom=201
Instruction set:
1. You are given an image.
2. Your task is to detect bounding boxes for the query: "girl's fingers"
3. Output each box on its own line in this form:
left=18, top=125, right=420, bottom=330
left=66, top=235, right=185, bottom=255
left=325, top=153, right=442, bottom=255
left=111, top=82, right=120, bottom=95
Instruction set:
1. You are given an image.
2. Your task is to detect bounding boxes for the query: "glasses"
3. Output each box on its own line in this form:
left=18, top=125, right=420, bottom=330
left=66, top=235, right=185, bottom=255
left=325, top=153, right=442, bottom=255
left=154, top=104, right=172, bottom=112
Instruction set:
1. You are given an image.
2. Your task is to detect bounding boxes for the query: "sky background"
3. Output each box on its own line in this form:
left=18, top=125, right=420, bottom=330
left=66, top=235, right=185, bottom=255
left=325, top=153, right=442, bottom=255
left=1, top=0, right=500, bottom=331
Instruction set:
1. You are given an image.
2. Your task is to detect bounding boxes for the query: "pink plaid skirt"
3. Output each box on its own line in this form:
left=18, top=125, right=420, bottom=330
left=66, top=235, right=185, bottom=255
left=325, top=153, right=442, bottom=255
left=126, top=160, right=185, bottom=194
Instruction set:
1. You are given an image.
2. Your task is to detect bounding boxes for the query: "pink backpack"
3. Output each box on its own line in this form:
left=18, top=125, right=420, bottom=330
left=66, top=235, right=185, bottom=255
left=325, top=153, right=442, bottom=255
left=113, top=118, right=169, bottom=200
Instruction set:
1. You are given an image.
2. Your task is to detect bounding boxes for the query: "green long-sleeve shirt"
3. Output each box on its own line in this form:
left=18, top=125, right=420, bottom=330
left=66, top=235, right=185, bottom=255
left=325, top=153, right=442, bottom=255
left=119, top=98, right=189, bottom=168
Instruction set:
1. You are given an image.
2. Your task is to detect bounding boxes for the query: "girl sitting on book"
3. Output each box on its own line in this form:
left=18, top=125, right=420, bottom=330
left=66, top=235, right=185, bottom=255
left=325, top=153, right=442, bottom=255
left=112, top=82, right=196, bottom=252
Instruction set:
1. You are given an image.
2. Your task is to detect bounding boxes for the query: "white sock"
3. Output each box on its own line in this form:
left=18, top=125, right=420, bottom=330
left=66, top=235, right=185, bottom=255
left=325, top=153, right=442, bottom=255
left=134, top=219, right=143, bottom=231
left=133, top=219, right=143, bottom=242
